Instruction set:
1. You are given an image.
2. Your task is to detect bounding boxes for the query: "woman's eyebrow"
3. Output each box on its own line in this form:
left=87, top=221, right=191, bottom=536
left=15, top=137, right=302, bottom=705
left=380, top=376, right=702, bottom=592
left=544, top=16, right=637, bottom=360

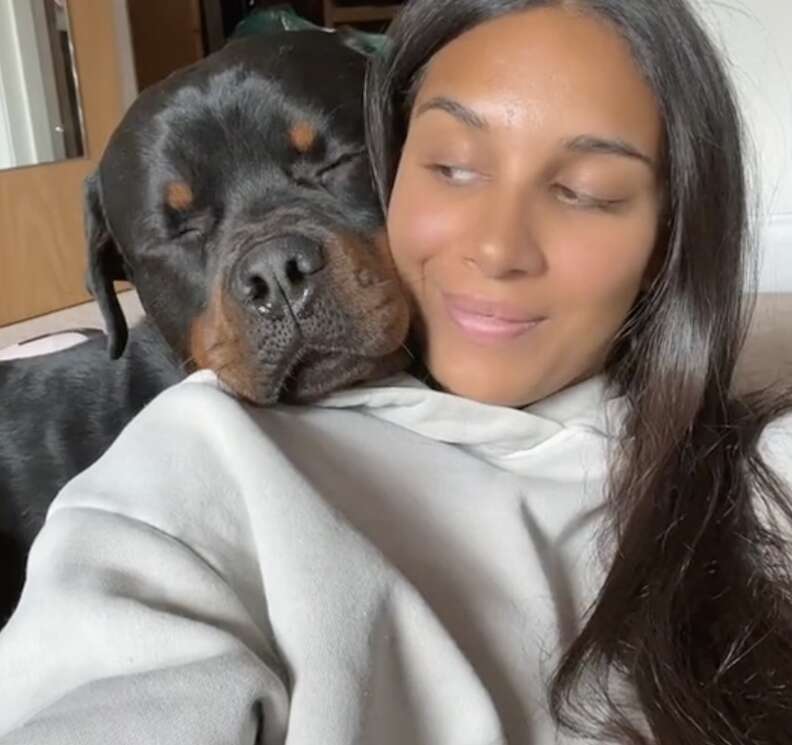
left=413, top=98, right=656, bottom=169
left=564, top=134, right=655, bottom=169
left=414, top=96, right=489, bottom=130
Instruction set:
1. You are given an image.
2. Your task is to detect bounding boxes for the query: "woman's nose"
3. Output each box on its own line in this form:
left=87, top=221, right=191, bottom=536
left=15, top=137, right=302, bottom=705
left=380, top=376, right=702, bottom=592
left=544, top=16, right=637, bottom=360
left=464, top=191, right=546, bottom=279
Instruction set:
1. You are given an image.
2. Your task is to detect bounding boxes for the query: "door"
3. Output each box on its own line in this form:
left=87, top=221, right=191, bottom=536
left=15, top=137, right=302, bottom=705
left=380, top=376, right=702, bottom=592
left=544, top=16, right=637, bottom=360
left=0, top=0, right=127, bottom=326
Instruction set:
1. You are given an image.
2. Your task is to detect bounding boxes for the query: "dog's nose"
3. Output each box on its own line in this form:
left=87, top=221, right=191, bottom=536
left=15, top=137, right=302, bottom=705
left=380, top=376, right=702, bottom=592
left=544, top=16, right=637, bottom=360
left=231, top=236, right=325, bottom=318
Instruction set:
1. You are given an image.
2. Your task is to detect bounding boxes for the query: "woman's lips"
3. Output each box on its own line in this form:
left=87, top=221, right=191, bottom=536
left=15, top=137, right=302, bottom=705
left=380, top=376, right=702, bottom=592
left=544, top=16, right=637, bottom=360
left=443, top=293, right=546, bottom=343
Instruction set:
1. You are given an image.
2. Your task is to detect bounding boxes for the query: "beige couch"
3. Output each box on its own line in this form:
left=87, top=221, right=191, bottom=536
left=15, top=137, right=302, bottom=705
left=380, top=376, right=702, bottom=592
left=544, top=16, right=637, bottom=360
left=737, top=293, right=792, bottom=390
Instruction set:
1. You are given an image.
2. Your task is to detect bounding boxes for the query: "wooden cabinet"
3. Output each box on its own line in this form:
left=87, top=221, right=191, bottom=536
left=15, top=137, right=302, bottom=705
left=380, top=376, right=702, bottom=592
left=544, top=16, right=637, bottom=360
left=322, top=1, right=403, bottom=26
left=127, top=0, right=204, bottom=91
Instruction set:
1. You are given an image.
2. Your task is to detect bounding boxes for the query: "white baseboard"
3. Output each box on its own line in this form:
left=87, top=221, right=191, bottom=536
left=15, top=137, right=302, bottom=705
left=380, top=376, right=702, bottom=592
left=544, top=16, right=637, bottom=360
left=759, top=213, right=792, bottom=292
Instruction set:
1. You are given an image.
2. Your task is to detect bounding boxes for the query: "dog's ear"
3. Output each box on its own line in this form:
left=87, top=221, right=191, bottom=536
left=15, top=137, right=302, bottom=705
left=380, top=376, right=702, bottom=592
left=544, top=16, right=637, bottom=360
left=84, top=172, right=129, bottom=359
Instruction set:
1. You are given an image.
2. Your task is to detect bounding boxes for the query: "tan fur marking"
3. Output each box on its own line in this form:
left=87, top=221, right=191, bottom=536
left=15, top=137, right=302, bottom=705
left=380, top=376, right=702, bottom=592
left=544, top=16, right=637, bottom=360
left=166, top=181, right=194, bottom=211
left=325, top=229, right=411, bottom=356
left=289, top=122, right=317, bottom=153
left=189, top=286, right=258, bottom=401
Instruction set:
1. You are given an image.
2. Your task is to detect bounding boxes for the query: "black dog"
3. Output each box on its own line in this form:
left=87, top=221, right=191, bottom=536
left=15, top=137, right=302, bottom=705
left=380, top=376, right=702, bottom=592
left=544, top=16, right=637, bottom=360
left=0, top=30, right=410, bottom=622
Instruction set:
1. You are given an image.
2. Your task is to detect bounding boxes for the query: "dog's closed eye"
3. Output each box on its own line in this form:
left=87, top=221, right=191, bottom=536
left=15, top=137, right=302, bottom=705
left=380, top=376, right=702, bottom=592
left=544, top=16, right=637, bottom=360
left=290, top=150, right=365, bottom=191
left=316, top=150, right=367, bottom=191
left=316, top=150, right=366, bottom=180
left=175, top=225, right=204, bottom=241
left=166, top=210, right=214, bottom=244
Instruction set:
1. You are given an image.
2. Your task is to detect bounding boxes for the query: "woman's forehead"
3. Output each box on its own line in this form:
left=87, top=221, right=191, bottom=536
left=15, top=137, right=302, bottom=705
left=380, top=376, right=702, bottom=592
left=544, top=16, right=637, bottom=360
left=412, top=7, right=662, bottom=160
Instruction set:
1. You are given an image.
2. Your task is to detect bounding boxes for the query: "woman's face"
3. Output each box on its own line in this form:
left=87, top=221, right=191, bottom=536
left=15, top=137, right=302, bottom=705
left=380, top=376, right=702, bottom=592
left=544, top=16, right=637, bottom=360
left=387, top=7, right=664, bottom=406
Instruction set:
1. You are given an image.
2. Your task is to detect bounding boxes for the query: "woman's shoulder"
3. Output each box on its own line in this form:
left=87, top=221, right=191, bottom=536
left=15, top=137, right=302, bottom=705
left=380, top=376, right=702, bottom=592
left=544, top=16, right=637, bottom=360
left=54, top=373, right=254, bottom=496
left=143, top=369, right=252, bottom=422
left=126, top=370, right=314, bottom=449
left=46, top=372, right=325, bottom=571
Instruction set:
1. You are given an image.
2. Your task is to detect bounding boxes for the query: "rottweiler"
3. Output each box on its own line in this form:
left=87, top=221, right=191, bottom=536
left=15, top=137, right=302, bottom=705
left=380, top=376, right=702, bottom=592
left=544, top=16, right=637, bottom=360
left=0, top=30, right=410, bottom=622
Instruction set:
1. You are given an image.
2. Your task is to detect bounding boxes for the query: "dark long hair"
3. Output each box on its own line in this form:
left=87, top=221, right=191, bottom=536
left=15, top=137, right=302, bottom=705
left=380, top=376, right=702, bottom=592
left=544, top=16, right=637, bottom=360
left=365, top=1, right=792, bottom=742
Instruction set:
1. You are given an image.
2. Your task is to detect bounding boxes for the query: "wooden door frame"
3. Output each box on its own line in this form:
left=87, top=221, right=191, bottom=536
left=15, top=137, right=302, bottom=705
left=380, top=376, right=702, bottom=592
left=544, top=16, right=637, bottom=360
left=0, top=1, right=126, bottom=326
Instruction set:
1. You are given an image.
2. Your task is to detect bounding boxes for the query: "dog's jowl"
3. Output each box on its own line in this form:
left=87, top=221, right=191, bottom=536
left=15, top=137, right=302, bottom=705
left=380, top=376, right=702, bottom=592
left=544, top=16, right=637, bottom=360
left=0, top=31, right=410, bottom=622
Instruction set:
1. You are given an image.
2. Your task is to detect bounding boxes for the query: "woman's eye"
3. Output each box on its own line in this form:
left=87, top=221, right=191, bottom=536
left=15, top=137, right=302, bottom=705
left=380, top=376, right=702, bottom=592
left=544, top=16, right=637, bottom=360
left=554, top=184, right=624, bottom=211
left=428, top=164, right=480, bottom=185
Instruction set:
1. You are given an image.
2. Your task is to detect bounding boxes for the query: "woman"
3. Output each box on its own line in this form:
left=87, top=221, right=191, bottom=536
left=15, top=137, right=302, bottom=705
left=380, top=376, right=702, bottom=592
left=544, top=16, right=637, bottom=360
left=1, top=1, right=790, bottom=743
left=366, top=1, right=792, bottom=742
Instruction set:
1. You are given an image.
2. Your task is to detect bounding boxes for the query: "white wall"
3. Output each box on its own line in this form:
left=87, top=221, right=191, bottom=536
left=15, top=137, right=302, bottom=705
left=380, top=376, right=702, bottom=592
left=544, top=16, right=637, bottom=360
left=691, top=0, right=792, bottom=290
left=111, top=0, right=138, bottom=111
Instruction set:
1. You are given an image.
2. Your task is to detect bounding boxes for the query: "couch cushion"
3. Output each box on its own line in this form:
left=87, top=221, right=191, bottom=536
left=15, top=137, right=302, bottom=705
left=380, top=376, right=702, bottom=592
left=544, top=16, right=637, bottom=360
left=736, top=293, right=792, bottom=390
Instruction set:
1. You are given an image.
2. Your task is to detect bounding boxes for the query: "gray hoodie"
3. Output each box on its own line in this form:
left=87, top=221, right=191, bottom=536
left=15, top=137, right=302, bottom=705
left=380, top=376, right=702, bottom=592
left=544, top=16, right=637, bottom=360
left=1, top=371, right=787, bottom=744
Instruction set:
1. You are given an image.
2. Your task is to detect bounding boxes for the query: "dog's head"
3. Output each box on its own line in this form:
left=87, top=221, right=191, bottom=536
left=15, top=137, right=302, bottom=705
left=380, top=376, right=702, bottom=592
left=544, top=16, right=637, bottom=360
left=85, top=30, right=409, bottom=404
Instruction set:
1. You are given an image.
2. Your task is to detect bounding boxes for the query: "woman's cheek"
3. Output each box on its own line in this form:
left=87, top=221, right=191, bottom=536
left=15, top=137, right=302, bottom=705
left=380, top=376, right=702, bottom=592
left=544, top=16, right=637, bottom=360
left=389, top=172, right=465, bottom=267
left=554, top=214, right=658, bottom=304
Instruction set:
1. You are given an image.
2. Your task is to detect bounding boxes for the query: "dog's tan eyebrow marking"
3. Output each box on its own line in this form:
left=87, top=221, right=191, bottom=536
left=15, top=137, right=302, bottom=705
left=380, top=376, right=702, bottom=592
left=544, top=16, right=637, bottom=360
left=166, top=181, right=194, bottom=211
left=289, top=122, right=317, bottom=153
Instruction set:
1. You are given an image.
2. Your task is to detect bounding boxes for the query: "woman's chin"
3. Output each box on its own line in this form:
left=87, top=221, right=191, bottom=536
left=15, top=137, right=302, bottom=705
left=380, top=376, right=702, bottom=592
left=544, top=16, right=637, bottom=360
left=425, top=356, right=546, bottom=408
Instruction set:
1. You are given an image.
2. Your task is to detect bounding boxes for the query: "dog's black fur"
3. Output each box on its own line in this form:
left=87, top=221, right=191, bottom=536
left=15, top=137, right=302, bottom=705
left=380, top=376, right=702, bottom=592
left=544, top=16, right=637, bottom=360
left=0, top=31, right=409, bottom=622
